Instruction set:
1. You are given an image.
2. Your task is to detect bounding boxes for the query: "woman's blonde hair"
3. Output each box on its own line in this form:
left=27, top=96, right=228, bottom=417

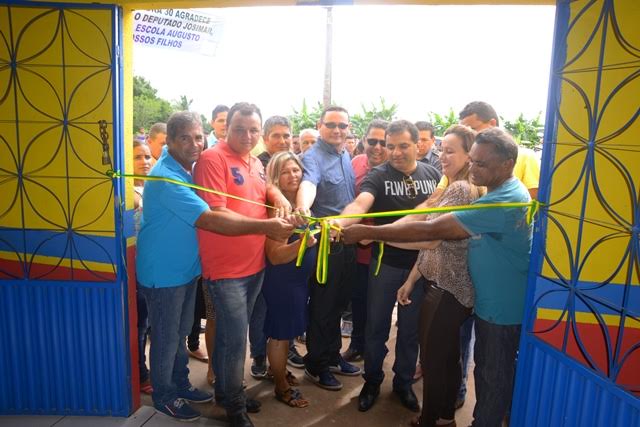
left=427, top=124, right=485, bottom=206
left=265, top=151, right=304, bottom=190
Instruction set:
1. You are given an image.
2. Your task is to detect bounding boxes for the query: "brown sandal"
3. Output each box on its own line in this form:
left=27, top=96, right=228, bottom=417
left=266, top=368, right=299, bottom=386
left=275, top=387, right=309, bottom=408
left=285, top=370, right=299, bottom=386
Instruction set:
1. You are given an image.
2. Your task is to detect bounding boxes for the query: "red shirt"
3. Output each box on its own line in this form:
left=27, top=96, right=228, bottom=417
left=194, top=142, right=267, bottom=280
left=351, top=154, right=373, bottom=265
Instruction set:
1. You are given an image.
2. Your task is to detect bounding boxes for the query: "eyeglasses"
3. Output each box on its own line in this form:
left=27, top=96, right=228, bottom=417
left=323, top=122, right=349, bottom=130
left=367, top=138, right=386, bottom=147
left=403, top=176, right=417, bottom=199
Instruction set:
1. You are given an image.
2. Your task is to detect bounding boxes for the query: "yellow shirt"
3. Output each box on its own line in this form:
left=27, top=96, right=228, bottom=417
left=438, top=146, right=540, bottom=190
left=512, top=147, right=540, bottom=190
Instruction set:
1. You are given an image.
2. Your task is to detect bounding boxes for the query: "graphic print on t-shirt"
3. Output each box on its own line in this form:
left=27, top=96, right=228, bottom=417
left=230, top=167, right=244, bottom=185
left=383, top=178, right=437, bottom=197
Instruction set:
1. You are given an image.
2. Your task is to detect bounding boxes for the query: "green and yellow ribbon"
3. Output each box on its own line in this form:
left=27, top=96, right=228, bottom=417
left=109, top=170, right=541, bottom=285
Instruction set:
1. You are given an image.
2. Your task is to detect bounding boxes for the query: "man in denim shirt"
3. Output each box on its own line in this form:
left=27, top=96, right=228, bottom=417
left=296, top=106, right=361, bottom=390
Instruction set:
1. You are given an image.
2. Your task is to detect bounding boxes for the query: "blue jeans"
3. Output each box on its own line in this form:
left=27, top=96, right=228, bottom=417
left=248, top=291, right=267, bottom=359
left=471, top=316, right=521, bottom=427
left=363, top=261, right=424, bottom=390
left=139, top=277, right=198, bottom=407
left=347, top=262, right=369, bottom=353
left=458, top=315, right=475, bottom=401
left=207, top=270, right=264, bottom=415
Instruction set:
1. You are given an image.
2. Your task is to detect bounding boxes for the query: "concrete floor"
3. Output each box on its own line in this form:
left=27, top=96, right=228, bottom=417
left=145, top=316, right=477, bottom=427
left=0, top=316, right=476, bottom=427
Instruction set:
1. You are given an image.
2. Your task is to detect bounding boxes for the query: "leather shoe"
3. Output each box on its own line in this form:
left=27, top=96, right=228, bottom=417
left=245, top=398, right=261, bottom=413
left=358, top=382, right=380, bottom=412
left=216, top=396, right=261, bottom=414
left=341, top=347, right=363, bottom=362
left=227, top=411, right=254, bottom=427
left=394, top=387, right=420, bottom=412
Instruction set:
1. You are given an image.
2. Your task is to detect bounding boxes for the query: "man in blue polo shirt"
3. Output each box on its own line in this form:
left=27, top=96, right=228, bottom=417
left=342, top=127, right=533, bottom=427
left=136, top=111, right=293, bottom=423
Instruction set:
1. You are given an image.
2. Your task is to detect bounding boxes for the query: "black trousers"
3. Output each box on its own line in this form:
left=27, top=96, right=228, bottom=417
left=419, top=282, right=472, bottom=427
left=304, top=243, right=356, bottom=374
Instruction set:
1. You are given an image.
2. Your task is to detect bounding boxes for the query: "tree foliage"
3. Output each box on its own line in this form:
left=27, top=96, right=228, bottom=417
left=427, top=108, right=458, bottom=137
left=173, top=95, right=193, bottom=111
left=288, top=99, right=323, bottom=135
left=288, top=98, right=398, bottom=138
left=350, top=98, right=398, bottom=138
left=501, top=113, right=544, bottom=149
left=133, top=76, right=173, bottom=133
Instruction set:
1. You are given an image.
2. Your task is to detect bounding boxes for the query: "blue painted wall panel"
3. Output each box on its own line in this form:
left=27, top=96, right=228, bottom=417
left=0, top=282, right=130, bottom=416
left=514, top=342, right=640, bottom=426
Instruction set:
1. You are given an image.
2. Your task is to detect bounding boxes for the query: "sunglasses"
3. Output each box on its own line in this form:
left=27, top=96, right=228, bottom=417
left=323, top=122, right=349, bottom=130
left=403, top=176, right=418, bottom=199
left=367, top=138, right=386, bottom=147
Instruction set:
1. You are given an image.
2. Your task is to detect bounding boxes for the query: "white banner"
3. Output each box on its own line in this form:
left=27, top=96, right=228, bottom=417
left=133, top=9, right=223, bottom=57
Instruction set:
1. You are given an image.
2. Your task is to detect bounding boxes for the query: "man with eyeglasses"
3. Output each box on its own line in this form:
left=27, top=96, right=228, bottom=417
left=333, top=120, right=441, bottom=413
left=295, top=106, right=361, bottom=391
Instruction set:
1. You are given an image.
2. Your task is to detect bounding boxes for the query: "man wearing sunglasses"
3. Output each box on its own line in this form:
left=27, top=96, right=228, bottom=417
left=341, top=119, right=390, bottom=364
left=296, top=106, right=361, bottom=391
left=334, top=120, right=441, bottom=413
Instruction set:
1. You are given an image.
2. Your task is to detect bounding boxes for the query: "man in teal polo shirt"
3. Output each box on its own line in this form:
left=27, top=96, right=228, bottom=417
left=342, top=127, right=533, bottom=427
left=136, top=111, right=293, bottom=422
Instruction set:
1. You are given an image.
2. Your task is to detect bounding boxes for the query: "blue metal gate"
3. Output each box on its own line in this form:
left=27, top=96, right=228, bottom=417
left=512, top=1, right=640, bottom=425
left=0, top=2, right=130, bottom=416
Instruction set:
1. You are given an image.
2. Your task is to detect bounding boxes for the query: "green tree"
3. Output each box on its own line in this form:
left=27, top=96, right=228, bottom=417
left=350, top=98, right=397, bottom=138
left=173, top=95, right=193, bottom=111
left=201, top=114, right=212, bottom=135
left=133, top=76, right=173, bottom=132
left=288, top=99, right=324, bottom=135
left=427, top=108, right=458, bottom=137
left=502, top=113, right=543, bottom=149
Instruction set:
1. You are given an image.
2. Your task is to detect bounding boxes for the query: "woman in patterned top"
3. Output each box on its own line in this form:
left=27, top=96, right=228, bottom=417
left=396, top=125, right=484, bottom=427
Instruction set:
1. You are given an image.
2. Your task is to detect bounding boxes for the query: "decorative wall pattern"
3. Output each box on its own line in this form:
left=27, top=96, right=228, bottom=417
left=514, top=1, right=640, bottom=422
left=0, top=3, right=132, bottom=416
left=0, top=5, right=117, bottom=282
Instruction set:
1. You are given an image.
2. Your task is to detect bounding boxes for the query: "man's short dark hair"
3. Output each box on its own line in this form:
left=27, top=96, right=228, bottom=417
left=414, top=121, right=435, bottom=138
left=386, top=120, right=419, bottom=143
left=459, top=101, right=499, bottom=126
left=227, top=102, right=262, bottom=127
left=263, top=115, right=290, bottom=137
left=148, top=122, right=166, bottom=138
left=475, top=127, right=518, bottom=163
left=320, top=105, right=349, bottom=122
left=365, top=119, right=389, bottom=137
left=167, top=112, right=201, bottom=140
left=211, top=104, right=229, bottom=120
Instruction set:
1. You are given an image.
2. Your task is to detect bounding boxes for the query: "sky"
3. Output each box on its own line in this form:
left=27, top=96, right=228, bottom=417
left=133, top=4, right=556, bottom=126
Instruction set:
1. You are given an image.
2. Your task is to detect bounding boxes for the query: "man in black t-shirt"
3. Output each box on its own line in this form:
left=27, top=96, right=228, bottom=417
left=335, top=120, right=441, bottom=413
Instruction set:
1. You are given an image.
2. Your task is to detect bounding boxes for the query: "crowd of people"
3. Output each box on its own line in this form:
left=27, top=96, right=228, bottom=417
left=132, top=100, right=539, bottom=427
